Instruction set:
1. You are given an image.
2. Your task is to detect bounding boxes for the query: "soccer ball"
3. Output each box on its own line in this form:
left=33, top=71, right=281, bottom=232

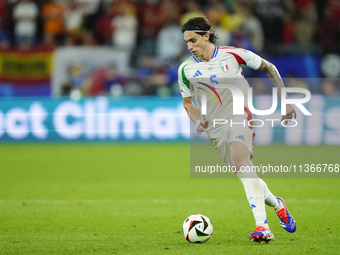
left=182, top=214, right=213, bottom=243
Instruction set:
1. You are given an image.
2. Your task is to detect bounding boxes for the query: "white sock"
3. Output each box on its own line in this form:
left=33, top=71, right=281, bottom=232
left=237, top=171, right=268, bottom=228
left=259, top=179, right=284, bottom=212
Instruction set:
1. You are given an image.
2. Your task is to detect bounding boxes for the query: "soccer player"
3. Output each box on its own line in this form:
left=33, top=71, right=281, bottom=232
left=178, top=17, right=297, bottom=243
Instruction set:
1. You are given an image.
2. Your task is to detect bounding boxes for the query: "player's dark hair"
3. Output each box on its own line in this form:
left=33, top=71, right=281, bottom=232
left=182, top=16, right=218, bottom=44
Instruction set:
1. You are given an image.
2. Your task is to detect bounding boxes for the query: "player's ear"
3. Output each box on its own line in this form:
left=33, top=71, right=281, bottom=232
left=204, top=33, right=210, bottom=42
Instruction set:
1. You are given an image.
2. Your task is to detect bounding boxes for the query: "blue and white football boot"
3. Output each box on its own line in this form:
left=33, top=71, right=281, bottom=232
left=249, top=226, right=274, bottom=244
left=275, top=196, right=296, bottom=233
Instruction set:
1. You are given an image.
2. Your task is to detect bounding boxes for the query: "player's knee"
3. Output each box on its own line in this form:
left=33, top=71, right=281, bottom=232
left=230, top=142, right=250, bottom=169
left=230, top=157, right=247, bottom=171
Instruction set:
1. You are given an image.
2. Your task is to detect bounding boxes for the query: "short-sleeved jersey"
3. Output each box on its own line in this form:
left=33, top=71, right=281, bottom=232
left=178, top=46, right=262, bottom=131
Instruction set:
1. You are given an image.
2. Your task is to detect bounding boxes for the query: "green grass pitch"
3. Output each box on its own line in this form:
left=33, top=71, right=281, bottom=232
left=0, top=144, right=339, bottom=254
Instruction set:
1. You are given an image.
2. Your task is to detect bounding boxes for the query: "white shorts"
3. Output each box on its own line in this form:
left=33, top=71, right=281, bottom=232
left=206, top=113, right=255, bottom=166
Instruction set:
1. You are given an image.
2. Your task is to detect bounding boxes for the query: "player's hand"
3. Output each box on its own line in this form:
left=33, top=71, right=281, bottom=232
left=281, top=104, right=297, bottom=124
left=195, top=120, right=209, bottom=134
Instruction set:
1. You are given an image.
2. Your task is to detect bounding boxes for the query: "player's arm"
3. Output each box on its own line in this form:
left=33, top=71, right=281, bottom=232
left=179, top=62, right=208, bottom=134
left=257, top=59, right=297, bottom=123
left=183, top=97, right=208, bottom=134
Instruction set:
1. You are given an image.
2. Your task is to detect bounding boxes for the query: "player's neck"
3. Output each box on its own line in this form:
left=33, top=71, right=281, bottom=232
left=198, top=44, right=216, bottom=62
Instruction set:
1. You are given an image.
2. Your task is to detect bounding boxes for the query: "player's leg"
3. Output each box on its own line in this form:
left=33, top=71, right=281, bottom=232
left=230, top=142, right=267, bottom=228
left=230, top=142, right=274, bottom=243
left=247, top=161, right=283, bottom=210
left=260, top=178, right=283, bottom=209
left=248, top=161, right=297, bottom=233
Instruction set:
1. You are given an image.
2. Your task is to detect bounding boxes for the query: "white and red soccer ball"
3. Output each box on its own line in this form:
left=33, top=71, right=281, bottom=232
left=182, top=214, right=213, bottom=243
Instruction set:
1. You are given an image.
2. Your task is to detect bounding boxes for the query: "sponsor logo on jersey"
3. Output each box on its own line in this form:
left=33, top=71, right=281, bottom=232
left=236, top=135, right=245, bottom=141
left=219, top=59, right=229, bottom=72
left=208, top=67, right=213, bottom=70
left=193, top=70, right=203, bottom=77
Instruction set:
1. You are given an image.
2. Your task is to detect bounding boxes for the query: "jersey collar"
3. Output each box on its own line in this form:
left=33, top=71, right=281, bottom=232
left=193, top=46, right=219, bottom=63
left=212, top=46, right=219, bottom=59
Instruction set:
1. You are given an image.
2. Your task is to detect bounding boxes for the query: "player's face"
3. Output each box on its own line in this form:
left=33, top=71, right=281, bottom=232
left=184, top=32, right=210, bottom=57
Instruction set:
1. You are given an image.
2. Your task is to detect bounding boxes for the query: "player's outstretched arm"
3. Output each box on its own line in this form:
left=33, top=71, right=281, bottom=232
left=257, top=59, right=297, bottom=123
left=183, top=97, right=209, bottom=134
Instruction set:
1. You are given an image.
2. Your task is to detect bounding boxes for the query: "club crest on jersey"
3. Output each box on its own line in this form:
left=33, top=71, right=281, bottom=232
left=219, top=59, right=229, bottom=72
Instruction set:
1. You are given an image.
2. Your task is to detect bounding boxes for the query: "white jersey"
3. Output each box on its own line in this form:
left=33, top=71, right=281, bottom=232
left=178, top=46, right=262, bottom=131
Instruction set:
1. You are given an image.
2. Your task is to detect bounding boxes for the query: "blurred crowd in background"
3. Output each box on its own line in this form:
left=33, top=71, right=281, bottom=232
left=1, top=0, right=340, bottom=97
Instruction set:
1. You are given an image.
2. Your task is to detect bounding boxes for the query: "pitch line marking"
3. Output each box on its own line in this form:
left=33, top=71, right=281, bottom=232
left=0, top=199, right=339, bottom=204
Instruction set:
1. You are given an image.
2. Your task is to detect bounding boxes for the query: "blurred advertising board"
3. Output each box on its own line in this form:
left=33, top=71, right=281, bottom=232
left=0, top=96, right=339, bottom=144
left=52, top=47, right=130, bottom=96
left=0, top=97, right=188, bottom=142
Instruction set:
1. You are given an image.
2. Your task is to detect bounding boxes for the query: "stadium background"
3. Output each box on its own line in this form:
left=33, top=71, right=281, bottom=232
left=0, top=0, right=339, bottom=143
left=1, top=0, right=340, bottom=254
